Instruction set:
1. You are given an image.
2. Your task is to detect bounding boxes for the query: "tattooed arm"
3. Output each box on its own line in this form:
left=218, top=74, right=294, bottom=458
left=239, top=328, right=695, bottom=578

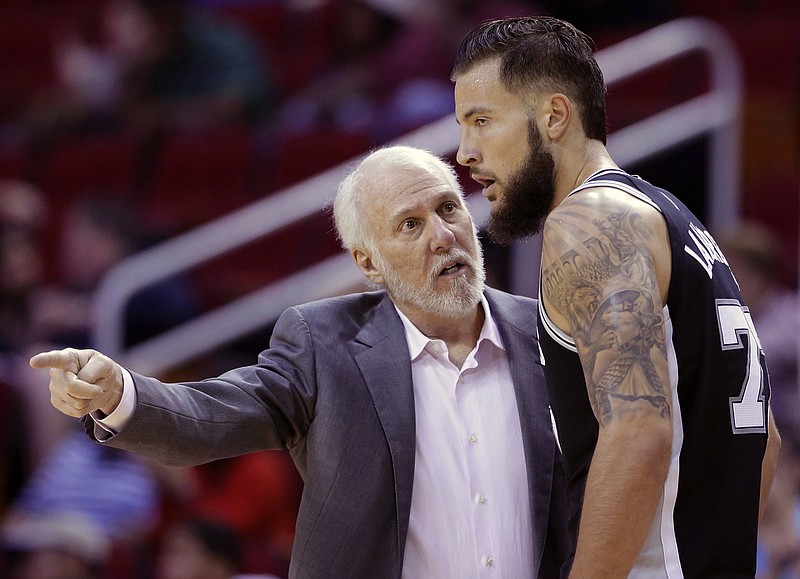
left=541, top=188, right=673, bottom=578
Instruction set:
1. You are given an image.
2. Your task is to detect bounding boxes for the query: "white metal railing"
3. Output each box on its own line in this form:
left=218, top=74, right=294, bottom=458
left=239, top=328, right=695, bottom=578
left=91, top=17, right=743, bottom=375
left=597, top=16, right=742, bottom=225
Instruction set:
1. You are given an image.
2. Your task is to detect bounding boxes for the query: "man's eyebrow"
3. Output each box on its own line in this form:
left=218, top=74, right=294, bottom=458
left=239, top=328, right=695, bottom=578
left=390, top=204, right=415, bottom=220
left=390, top=192, right=459, bottom=221
left=388, top=199, right=422, bottom=224
left=459, top=106, right=492, bottom=121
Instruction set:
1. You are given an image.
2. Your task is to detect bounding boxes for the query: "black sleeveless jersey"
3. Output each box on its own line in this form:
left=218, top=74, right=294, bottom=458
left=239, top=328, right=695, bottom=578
left=537, top=169, right=770, bottom=578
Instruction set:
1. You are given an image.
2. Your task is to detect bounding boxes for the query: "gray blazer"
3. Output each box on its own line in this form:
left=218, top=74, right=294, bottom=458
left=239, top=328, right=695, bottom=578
left=89, top=287, right=573, bottom=578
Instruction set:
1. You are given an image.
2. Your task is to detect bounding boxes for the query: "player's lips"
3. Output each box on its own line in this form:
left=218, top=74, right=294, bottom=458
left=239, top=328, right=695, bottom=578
left=470, top=174, right=496, bottom=199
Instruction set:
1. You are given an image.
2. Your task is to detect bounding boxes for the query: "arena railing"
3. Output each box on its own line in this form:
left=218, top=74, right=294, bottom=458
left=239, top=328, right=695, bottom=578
left=91, top=17, right=743, bottom=375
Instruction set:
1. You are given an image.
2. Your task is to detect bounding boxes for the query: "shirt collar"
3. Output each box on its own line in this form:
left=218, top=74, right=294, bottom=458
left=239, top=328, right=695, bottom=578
left=394, top=294, right=505, bottom=362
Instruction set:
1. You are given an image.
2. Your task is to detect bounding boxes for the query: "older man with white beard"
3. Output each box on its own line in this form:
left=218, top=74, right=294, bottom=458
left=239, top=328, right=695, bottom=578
left=29, top=146, right=573, bottom=579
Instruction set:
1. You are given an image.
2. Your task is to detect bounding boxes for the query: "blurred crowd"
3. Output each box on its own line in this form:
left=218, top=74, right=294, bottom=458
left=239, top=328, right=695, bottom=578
left=0, top=0, right=798, bottom=577
left=0, top=175, right=305, bottom=579
left=2, top=1, right=560, bottom=576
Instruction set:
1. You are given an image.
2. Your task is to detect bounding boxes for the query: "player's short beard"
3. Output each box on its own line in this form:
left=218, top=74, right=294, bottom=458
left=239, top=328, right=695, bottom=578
left=486, top=119, right=556, bottom=245
left=373, top=244, right=486, bottom=318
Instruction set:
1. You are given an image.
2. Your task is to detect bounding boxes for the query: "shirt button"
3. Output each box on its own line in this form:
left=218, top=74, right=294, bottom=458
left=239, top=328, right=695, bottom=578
left=478, top=494, right=487, bottom=504
left=485, top=557, right=494, bottom=567
left=468, top=434, right=478, bottom=444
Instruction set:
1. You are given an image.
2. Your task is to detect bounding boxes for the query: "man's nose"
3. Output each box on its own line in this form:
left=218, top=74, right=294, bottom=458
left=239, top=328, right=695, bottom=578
left=456, top=134, right=480, bottom=167
left=429, top=216, right=456, bottom=253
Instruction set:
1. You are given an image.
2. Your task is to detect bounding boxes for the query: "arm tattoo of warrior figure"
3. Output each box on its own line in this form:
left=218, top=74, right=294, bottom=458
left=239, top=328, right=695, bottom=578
left=543, top=206, right=671, bottom=425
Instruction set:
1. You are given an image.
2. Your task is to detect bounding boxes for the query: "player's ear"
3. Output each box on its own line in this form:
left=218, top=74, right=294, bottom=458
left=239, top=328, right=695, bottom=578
left=544, top=93, right=572, bottom=141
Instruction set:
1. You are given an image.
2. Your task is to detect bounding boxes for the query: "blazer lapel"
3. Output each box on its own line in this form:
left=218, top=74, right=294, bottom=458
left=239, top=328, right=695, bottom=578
left=353, top=295, right=416, bottom=567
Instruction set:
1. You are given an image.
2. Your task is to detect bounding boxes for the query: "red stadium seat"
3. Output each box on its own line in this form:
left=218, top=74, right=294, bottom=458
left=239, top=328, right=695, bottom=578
left=269, top=129, right=373, bottom=192
left=211, top=1, right=336, bottom=97
left=38, top=132, right=145, bottom=202
left=142, top=127, right=259, bottom=231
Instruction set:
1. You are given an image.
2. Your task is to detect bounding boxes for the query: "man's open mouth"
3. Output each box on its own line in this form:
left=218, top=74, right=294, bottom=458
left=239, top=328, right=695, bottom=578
left=440, top=263, right=464, bottom=276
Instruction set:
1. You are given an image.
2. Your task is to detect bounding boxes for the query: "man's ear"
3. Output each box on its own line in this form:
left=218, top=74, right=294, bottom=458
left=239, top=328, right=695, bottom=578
left=353, top=248, right=384, bottom=285
left=544, top=93, right=572, bottom=141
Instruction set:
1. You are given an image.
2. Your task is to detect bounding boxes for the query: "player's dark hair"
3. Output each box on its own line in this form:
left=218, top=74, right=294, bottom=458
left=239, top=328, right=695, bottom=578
left=452, top=16, right=607, bottom=143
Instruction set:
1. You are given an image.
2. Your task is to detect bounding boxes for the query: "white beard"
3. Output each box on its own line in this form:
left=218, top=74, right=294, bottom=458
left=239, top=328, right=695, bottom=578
left=374, top=244, right=486, bottom=318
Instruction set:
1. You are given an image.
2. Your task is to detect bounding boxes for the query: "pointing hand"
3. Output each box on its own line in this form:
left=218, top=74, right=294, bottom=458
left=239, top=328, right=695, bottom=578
left=29, top=348, right=124, bottom=418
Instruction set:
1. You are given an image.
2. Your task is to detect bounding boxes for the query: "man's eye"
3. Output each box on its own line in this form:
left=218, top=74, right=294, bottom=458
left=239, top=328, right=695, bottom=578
left=475, top=118, right=487, bottom=127
left=403, top=220, right=417, bottom=230
left=442, top=202, right=456, bottom=213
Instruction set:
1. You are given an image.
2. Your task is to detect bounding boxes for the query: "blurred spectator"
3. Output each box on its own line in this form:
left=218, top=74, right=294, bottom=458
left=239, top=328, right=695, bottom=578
left=5, top=428, right=161, bottom=544
left=7, top=197, right=200, bottom=467
left=0, top=379, right=29, bottom=515
left=155, top=517, right=244, bottom=579
left=0, top=180, right=52, bottom=478
left=4, top=352, right=75, bottom=474
left=718, top=220, right=800, bottom=579
left=156, top=452, right=303, bottom=578
left=28, top=197, right=200, bottom=348
left=278, top=0, right=456, bottom=140
left=278, top=0, right=544, bottom=141
left=0, top=180, right=48, bottom=356
left=1, top=511, right=110, bottom=579
left=107, top=0, right=276, bottom=132
left=1, top=422, right=167, bottom=579
left=23, top=0, right=276, bottom=147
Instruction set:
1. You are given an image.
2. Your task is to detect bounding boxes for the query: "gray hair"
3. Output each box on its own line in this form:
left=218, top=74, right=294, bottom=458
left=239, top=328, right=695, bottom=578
left=332, top=145, right=465, bottom=253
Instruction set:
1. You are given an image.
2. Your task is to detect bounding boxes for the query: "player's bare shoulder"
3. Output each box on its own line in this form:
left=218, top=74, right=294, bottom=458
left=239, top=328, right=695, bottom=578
left=540, top=185, right=670, bottom=337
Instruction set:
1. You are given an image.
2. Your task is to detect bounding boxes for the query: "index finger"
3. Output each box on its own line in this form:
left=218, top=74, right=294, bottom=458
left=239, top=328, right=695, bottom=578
left=30, top=350, right=76, bottom=371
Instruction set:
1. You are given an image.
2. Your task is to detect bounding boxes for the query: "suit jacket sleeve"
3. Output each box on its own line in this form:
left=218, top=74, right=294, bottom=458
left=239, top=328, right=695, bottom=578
left=85, top=305, right=317, bottom=467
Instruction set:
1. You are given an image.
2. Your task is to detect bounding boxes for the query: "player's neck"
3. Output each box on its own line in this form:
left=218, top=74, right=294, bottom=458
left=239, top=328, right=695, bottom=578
left=553, top=142, right=618, bottom=206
